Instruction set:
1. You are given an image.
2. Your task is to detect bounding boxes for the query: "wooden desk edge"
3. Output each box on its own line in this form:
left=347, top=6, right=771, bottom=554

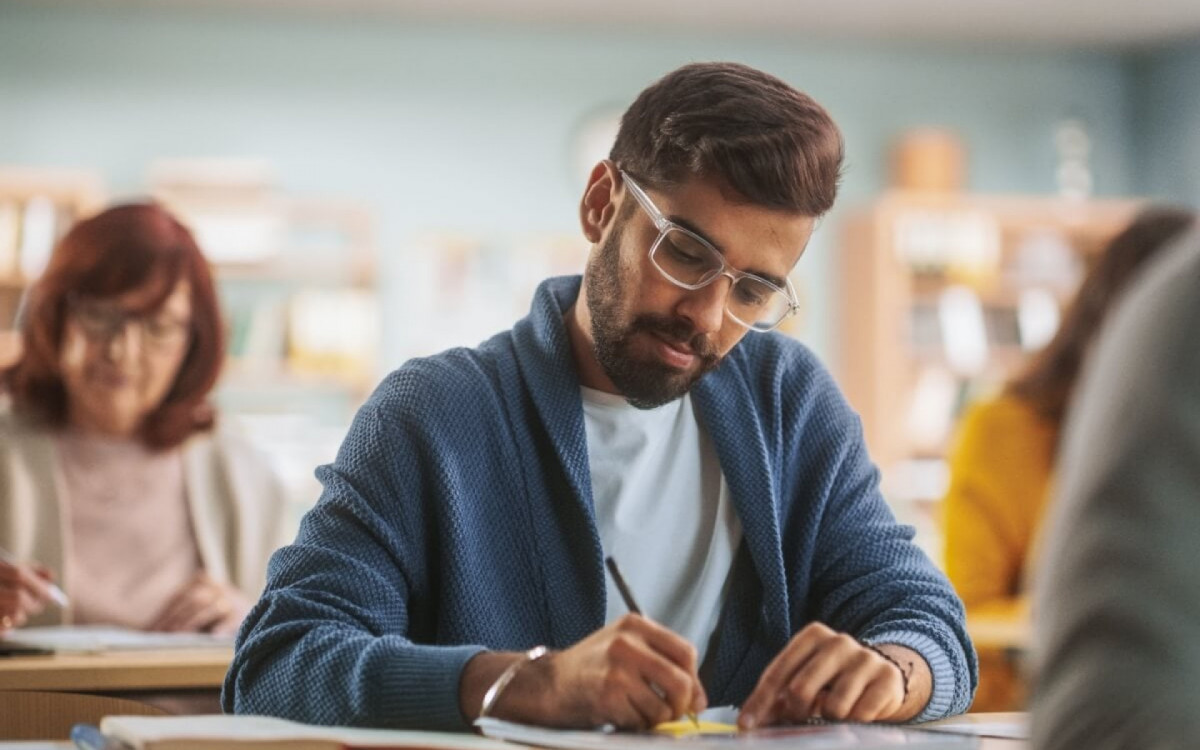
left=0, top=648, right=232, bottom=692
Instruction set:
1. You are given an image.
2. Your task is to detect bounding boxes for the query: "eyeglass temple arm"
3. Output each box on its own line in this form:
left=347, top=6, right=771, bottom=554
left=619, top=170, right=672, bottom=232
left=785, top=278, right=800, bottom=310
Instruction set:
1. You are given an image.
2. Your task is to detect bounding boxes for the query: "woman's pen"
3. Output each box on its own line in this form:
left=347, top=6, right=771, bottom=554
left=604, top=555, right=700, bottom=729
left=0, top=546, right=70, bottom=609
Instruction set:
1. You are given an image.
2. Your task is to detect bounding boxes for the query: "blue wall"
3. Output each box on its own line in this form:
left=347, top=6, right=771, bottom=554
left=0, top=4, right=1142, bottom=365
left=1130, top=38, right=1200, bottom=206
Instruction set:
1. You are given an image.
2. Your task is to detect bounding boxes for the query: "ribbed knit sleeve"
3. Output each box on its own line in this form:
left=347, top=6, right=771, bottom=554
left=223, top=372, right=488, bottom=730
left=767, top=346, right=978, bottom=721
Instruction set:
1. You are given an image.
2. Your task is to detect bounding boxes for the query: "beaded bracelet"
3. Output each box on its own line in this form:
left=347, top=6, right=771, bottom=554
left=479, top=645, right=549, bottom=719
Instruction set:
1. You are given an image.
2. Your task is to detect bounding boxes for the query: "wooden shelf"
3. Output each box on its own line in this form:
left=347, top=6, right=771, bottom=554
left=0, top=167, right=105, bottom=214
left=837, top=190, right=1143, bottom=487
left=215, top=254, right=376, bottom=288
left=221, top=359, right=374, bottom=396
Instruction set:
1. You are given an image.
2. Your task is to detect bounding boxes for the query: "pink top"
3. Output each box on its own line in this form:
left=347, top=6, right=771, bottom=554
left=55, top=431, right=201, bottom=630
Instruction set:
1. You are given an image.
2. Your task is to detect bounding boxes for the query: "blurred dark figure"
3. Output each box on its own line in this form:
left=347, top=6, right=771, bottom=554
left=1033, top=226, right=1200, bottom=748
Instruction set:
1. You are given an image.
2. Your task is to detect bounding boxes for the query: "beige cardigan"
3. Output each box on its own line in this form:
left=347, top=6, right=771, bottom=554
left=0, top=410, right=289, bottom=627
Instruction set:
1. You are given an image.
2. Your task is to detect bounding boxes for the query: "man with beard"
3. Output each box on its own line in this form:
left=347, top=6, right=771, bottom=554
left=225, top=62, right=976, bottom=731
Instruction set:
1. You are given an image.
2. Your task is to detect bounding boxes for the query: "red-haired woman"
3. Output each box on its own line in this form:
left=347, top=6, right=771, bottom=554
left=0, top=203, right=287, bottom=635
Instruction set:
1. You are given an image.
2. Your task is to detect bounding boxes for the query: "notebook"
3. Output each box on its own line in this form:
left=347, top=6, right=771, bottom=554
left=100, top=715, right=514, bottom=750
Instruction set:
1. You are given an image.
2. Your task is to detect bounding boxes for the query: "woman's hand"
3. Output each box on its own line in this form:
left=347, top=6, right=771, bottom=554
left=148, top=572, right=250, bottom=635
left=0, top=560, right=57, bottom=632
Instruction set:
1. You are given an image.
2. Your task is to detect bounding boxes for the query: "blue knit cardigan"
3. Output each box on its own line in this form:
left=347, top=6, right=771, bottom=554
left=223, top=276, right=976, bottom=730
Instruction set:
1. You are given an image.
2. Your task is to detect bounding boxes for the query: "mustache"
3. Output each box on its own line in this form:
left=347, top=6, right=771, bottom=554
left=628, top=314, right=719, bottom=360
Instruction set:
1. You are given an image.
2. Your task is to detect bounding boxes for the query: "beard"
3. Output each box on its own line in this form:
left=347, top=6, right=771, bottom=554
left=584, top=226, right=722, bottom=410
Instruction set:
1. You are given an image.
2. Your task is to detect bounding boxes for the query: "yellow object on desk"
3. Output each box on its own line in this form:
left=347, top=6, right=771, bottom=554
left=654, top=719, right=740, bottom=737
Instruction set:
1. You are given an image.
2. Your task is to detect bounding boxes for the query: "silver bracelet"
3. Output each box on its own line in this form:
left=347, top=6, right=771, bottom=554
left=479, top=645, right=549, bottom=719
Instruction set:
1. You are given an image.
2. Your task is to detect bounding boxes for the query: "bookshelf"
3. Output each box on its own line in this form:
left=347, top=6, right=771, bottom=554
left=0, top=166, right=107, bottom=368
left=836, top=191, right=1142, bottom=545
left=148, top=161, right=379, bottom=409
left=149, top=161, right=380, bottom=533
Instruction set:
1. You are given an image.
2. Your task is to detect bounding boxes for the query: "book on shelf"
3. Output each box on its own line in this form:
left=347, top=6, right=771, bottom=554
left=937, top=286, right=988, bottom=376
left=0, top=199, right=19, bottom=279
left=238, top=299, right=289, bottom=364
left=1016, top=287, right=1061, bottom=350
left=17, top=195, right=58, bottom=281
left=287, top=288, right=379, bottom=378
left=982, top=305, right=1022, bottom=350
left=905, top=367, right=960, bottom=455
left=16, top=195, right=57, bottom=280
left=98, top=714, right=513, bottom=750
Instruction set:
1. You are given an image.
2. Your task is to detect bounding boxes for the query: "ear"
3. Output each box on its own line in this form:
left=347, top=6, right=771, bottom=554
left=579, top=160, right=619, bottom=244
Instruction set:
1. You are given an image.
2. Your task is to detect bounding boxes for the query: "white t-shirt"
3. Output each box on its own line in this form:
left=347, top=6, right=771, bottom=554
left=582, top=387, right=742, bottom=664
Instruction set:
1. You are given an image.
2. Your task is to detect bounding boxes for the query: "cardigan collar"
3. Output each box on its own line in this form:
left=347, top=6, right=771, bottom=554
left=509, top=276, right=790, bottom=675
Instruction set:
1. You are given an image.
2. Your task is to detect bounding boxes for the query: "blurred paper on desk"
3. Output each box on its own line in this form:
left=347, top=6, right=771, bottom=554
left=102, top=714, right=514, bottom=750
left=476, top=717, right=977, bottom=749
left=0, top=625, right=233, bottom=654
left=923, top=714, right=1028, bottom=740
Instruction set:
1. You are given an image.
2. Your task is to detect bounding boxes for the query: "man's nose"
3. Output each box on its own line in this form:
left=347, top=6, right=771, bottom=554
left=675, top=275, right=731, bottom=335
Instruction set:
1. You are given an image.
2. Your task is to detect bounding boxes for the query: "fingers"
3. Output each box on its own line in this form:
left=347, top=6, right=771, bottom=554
left=846, top=674, right=904, bottom=722
left=783, top=632, right=862, bottom=717
left=152, top=589, right=224, bottom=632
left=0, top=561, right=55, bottom=627
left=545, top=614, right=705, bottom=729
left=739, top=623, right=906, bottom=729
left=740, top=622, right=831, bottom=727
left=149, top=573, right=231, bottom=632
left=807, top=648, right=873, bottom=719
left=633, top=616, right=701, bottom=677
left=614, top=615, right=707, bottom=718
left=616, top=673, right=675, bottom=729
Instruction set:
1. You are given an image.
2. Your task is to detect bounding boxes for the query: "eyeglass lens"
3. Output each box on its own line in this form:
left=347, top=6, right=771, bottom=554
left=73, top=303, right=189, bottom=346
left=651, top=228, right=791, bottom=329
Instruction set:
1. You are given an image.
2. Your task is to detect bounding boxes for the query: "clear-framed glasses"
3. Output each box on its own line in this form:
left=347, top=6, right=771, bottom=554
left=67, top=296, right=191, bottom=350
left=619, top=169, right=800, bottom=332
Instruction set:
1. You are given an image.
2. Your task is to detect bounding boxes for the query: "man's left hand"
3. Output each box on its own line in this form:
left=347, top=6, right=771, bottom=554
left=738, top=623, right=929, bottom=728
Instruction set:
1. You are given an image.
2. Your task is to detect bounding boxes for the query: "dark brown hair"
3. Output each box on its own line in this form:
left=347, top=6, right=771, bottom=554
left=3, top=202, right=225, bottom=449
left=1008, top=205, right=1195, bottom=430
left=610, top=61, right=844, bottom=216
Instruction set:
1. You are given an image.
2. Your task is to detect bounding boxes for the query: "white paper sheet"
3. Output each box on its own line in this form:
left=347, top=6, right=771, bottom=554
left=0, top=625, right=234, bottom=654
left=476, top=717, right=979, bottom=750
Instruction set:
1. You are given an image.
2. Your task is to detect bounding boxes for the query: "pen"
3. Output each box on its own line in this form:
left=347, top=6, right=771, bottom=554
left=604, top=555, right=701, bottom=729
left=0, top=545, right=70, bottom=609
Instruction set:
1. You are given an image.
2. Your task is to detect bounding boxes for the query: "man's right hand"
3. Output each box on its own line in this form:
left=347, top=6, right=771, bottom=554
left=0, top=560, right=56, bottom=632
left=460, top=613, right=707, bottom=729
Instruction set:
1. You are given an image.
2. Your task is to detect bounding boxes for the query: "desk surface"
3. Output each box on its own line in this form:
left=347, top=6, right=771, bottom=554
left=0, top=716, right=1029, bottom=750
left=967, top=614, right=1032, bottom=652
left=0, top=648, right=231, bottom=692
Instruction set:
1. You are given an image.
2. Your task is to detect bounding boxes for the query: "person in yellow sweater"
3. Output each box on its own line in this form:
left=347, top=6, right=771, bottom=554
left=942, top=205, right=1195, bottom=711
